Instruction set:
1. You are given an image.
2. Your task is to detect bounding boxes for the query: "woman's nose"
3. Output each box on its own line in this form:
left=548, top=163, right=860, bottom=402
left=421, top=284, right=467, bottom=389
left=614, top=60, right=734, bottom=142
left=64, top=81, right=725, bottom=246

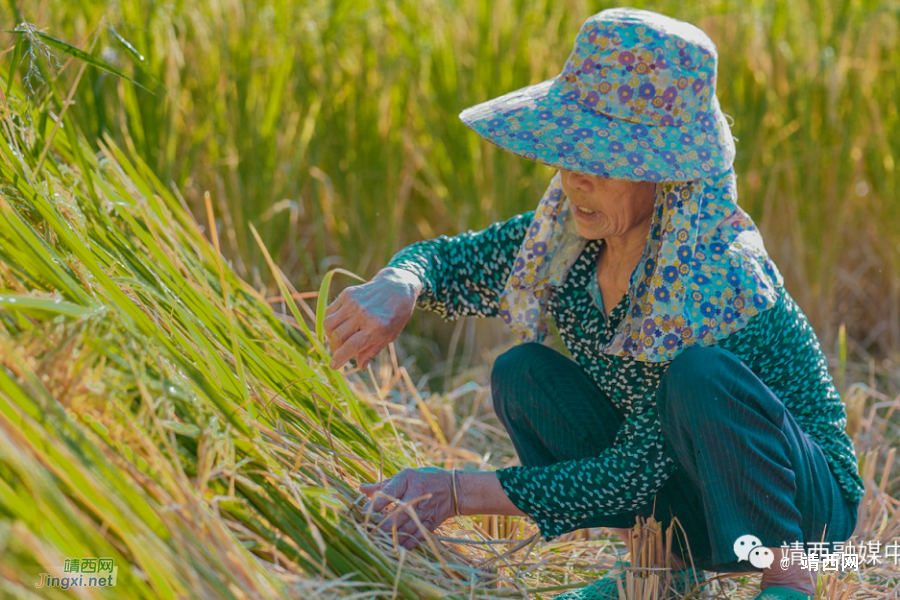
left=562, top=170, right=589, bottom=191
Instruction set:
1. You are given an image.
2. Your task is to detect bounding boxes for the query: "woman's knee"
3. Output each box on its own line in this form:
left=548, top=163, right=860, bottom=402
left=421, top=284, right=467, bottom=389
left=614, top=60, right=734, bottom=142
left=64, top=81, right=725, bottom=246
left=490, top=342, right=551, bottom=424
left=658, top=345, right=736, bottom=419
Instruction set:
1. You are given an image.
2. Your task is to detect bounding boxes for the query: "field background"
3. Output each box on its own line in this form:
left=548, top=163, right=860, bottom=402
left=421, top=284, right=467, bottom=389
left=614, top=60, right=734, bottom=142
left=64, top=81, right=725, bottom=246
left=5, top=0, right=899, bottom=387
left=1, top=0, right=898, bottom=598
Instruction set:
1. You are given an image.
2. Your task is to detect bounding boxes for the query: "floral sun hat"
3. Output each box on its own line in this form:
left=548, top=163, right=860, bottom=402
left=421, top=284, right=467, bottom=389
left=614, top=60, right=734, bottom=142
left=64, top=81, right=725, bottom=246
left=458, top=8, right=785, bottom=362
left=459, top=7, right=735, bottom=181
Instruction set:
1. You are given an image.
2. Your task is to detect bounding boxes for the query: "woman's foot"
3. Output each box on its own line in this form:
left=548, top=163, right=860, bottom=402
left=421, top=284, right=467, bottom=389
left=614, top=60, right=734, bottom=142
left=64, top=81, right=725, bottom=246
left=758, top=547, right=817, bottom=597
left=754, top=586, right=814, bottom=600
left=554, top=560, right=629, bottom=600
left=553, top=560, right=706, bottom=600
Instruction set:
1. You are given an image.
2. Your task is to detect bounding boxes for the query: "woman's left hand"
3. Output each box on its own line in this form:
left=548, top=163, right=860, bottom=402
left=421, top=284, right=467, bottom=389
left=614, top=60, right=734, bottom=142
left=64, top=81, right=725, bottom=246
left=360, top=467, right=456, bottom=550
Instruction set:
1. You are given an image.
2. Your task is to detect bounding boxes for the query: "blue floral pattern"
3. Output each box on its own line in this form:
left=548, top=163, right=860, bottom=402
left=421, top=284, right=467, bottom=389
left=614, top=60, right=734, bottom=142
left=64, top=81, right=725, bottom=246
left=459, top=8, right=735, bottom=181
left=498, top=168, right=784, bottom=362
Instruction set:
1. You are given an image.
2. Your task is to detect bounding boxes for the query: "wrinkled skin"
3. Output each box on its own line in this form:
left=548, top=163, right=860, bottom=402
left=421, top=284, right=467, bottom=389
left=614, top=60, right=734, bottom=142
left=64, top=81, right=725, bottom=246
left=323, top=267, right=423, bottom=370
left=360, top=467, right=456, bottom=550
left=559, top=169, right=656, bottom=241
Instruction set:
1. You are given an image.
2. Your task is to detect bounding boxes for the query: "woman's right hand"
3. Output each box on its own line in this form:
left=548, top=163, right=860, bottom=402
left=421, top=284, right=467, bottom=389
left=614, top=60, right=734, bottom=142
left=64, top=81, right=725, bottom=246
left=322, top=267, right=423, bottom=370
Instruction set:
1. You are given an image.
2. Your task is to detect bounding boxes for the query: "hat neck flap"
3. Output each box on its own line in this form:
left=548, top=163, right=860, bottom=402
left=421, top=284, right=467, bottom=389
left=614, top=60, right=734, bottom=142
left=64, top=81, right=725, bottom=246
left=498, top=169, right=785, bottom=362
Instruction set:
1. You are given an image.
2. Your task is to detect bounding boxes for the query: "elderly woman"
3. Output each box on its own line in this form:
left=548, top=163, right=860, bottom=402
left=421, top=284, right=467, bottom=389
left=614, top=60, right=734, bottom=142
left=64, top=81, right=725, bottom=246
left=323, top=9, right=863, bottom=600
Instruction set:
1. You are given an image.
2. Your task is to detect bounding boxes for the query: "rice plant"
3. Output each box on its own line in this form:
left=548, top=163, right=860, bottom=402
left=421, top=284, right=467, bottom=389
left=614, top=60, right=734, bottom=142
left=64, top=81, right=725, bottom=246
left=0, top=49, right=535, bottom=597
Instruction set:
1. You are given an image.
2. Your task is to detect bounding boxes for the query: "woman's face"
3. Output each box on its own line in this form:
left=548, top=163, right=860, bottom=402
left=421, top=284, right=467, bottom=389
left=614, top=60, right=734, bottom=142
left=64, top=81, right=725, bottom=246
left=559, top=170, right=657, bottom=241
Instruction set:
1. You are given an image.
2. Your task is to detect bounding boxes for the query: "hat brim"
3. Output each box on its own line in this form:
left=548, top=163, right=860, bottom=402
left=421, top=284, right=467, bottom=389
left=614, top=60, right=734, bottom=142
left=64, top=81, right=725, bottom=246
left=459, top=77, right=735, bottom=182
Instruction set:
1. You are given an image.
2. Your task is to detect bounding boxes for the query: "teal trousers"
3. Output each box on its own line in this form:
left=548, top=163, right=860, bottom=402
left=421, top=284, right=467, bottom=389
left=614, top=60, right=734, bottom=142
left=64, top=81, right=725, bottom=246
left=490, top=342, right=859, bottom=573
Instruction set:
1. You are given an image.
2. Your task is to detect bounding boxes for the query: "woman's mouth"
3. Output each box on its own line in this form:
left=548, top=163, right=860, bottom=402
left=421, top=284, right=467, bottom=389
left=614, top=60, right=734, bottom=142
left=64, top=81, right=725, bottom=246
left=573, top=204, right=602, bottom=222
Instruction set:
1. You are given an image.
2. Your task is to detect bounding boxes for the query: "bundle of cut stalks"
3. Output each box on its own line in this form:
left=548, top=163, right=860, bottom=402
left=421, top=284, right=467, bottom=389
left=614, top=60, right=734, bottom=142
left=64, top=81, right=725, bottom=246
left=610, top=515, right=705, bottom=600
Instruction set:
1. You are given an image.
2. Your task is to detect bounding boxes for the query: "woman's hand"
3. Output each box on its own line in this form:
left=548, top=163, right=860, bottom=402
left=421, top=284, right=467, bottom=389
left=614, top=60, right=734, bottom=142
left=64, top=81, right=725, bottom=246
left=360, top=467, right=456, bottom=550
left=323, top=267, right=423, bottom=370
left=360, top=468, right=527, bottom=550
